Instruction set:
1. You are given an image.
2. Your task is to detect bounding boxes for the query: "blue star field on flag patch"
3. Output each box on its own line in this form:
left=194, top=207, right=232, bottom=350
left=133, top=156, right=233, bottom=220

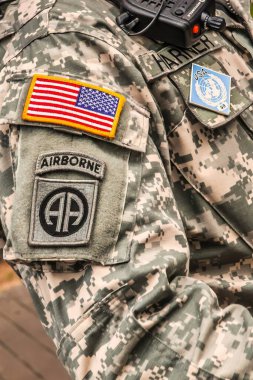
left=189, top=63, right=231, bottom=115
left=76, top=87, right=120, bottom=117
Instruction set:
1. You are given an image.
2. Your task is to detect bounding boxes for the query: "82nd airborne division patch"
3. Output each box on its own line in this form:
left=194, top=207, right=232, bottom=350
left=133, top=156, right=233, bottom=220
left=29, top=153, right=106, bottom=247
left=29, top=178, right=99, bottom=247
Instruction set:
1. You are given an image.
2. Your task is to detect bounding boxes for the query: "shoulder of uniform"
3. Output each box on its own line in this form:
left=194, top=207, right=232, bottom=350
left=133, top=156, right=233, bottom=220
left=221, top=0, right=253, bottom=41
left=0, top=0, right=56, bottom=38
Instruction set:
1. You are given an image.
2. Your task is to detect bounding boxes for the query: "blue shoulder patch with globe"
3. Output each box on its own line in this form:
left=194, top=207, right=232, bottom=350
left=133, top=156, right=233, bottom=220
left=189, top=63, right=231, bottom=115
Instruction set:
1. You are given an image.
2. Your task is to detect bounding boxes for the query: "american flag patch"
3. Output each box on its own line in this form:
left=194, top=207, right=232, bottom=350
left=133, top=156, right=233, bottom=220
left=22, top=74, right=126, bottom=139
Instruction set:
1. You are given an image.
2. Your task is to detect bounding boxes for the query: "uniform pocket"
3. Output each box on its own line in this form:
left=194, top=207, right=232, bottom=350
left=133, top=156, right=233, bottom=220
left=168, top=104, right=253, bottom=260
left=56, top=284, right=141, bottom=379
left=167, top=39, right=253, bottom=261
left=169, top=47, right=253, bottom=129
left=3, top=74, right=150, bottom=264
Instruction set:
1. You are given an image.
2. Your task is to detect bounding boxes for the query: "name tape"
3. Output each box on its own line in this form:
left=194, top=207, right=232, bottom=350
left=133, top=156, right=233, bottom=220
left=137, top=32, right=223, bottom=82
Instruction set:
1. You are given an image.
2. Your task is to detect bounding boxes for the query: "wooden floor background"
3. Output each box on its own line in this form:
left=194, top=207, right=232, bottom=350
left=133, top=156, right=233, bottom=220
left=0, top=284, right=70, bottom=380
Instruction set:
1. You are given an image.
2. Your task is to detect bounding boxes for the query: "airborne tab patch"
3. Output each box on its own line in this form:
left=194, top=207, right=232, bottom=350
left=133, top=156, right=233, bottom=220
left=189, top=63, right=231, bottom=115
left=22, top=74, right=126, bottom=139
left=36, top=152, right=105, bottom=179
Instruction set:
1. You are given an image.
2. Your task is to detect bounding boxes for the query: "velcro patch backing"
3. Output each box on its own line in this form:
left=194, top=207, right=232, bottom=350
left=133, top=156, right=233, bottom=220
left=22, top=74, right=126, bottom=139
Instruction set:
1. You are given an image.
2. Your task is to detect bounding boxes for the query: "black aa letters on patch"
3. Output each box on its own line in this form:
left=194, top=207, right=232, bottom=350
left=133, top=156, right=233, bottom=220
left=40, top=187, right=88, bottom=237
left=29, top=178, right=98, bottom=247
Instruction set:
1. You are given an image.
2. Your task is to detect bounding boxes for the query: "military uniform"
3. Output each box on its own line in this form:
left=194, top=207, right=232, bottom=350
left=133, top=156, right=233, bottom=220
left=0, top=0, right=253, bottom=379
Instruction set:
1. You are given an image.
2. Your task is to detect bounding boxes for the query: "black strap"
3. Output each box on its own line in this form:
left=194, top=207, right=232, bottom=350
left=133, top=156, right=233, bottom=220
left=0, top=0, right=14, bottom=20
left=107, top=0, right=121, bottom=6
left=0, top=0, right=14, bottom=5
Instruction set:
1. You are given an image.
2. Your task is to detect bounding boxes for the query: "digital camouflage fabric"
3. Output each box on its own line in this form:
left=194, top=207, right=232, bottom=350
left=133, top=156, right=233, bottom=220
left=0, top=0, right=253, bottom=379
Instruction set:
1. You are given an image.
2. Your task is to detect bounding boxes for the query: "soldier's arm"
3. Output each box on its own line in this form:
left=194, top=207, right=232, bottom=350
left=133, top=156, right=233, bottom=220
left=0, top=1, right=253, bottom=379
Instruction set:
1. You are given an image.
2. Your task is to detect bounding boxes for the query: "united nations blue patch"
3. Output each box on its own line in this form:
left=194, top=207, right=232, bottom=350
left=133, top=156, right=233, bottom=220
left=189, top=63, right=231, bottom=115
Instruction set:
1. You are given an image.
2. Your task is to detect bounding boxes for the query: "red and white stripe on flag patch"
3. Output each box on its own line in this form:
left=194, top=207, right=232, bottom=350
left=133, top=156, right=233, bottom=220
left=22, top=74, right=126, bottom=139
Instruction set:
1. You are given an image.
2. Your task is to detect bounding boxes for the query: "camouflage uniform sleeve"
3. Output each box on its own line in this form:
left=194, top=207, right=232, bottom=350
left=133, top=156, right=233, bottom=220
left=1, top=1, right=253, bottom=379
left=139, top=0, right=253, bottom=367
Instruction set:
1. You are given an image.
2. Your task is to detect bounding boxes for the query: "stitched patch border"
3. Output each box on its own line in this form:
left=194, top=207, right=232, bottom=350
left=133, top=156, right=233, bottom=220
left=29, top=177, right=98, bottom=247
left=189, top=63, right=231, bottom=115
left=22, top=74, right=126, bottom=139
left=36, top=151, right=106, bottom=178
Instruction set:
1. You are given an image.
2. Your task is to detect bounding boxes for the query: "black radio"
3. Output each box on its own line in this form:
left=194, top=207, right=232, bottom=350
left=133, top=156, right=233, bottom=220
left=116, top=0, right=226, bottom=48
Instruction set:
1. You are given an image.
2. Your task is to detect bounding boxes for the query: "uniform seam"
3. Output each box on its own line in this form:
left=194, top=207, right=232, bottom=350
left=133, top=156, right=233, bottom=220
left=131, top=312, right=229, bottom=380
left=60, top=297, right=230, bottom=380
left=3, top=12, right=150, bottom=113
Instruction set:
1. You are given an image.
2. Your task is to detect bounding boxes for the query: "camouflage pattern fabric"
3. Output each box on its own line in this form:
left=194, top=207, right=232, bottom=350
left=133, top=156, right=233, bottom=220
left=0, top=0, right=253, bottom=379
